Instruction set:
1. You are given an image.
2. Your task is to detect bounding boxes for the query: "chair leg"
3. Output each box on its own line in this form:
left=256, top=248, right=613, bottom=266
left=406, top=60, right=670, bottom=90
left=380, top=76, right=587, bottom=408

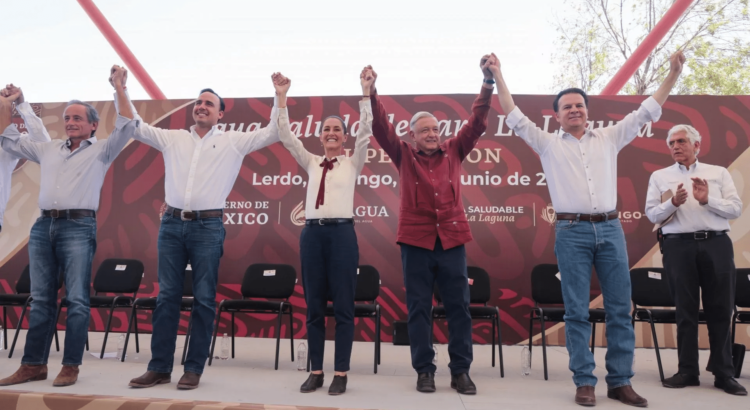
left=528, top=312, right=534, bottom=367
left=540, top=315, right=548, bottom=381
left=491, top=316, right=496, bottom=367
left=134, top=310, right=140, bottom=353
left=2, top=307, right=7, bottom=350
left=9, top=299, right=31, bottom=358
left=376, top=306, right=382, bottom=370
left=54, top=303, right=63, bottom=352
left=100, top=305, right=117, bottom=359
left=181, top=312, right=193, bottom=366
left=647, top=314, right=665, bottom=382
left=497, top=312, right=504, bottom=378
left=274, top=308, right=283, bottom=370
left=590, top=322, right=596, bottom=354
left=231, top=312, right=235, bottom=359
left=289, top=304, right=295, bottom=362
left=208, top=305, right=223, bottom=366
left=731, top=312, right=738, bottom=345
left=121, top=306, right=136, bottom=362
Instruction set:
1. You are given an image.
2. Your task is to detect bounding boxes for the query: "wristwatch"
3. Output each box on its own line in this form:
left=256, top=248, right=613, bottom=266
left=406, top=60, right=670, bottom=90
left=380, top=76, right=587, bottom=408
left=483, top=78, right=496, bottom=85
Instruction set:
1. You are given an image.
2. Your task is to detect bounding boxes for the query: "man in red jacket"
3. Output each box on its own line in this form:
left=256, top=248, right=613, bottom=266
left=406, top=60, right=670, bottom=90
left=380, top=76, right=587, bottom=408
left=364, top=55, right=496, bottom=394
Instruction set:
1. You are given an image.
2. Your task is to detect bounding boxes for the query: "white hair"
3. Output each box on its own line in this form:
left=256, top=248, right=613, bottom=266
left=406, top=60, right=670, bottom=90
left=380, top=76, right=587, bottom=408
left=667, top=124, right=702, bottom=155
left=410, top=111, right=437, bottom=130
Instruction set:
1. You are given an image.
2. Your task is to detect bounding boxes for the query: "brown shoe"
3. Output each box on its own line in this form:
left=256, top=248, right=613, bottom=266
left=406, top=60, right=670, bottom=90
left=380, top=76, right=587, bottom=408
left=52, top=365, right=79, bottom=387
left=0, top=364, right=48, bottom=386
left=575, top=385, right=596, bottom=407
left=607, top=385, right=648, bottom=407
left=129, top=370, right=171, bottom=388
left=177, top=372, right=201, bottom=390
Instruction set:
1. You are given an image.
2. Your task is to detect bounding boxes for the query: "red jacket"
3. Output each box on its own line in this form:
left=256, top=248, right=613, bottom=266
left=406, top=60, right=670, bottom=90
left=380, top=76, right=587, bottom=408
left=371, top=86, right=492, bottom=250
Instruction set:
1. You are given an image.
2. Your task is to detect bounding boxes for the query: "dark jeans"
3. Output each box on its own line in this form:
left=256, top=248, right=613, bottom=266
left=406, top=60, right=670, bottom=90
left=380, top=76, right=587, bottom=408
left=23, top=216, right=96, bottom=366
left=400, top=237, right=472, bottom=375
left=663, top=234, right=736, bottom=378
left=147, top=212, right=225, bottom=375
left=300, top=223, right=358, bottom=372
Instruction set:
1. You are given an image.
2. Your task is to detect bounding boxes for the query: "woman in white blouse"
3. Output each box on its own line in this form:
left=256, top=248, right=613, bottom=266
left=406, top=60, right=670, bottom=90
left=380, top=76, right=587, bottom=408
left=274, top=70, right=374, bottom=395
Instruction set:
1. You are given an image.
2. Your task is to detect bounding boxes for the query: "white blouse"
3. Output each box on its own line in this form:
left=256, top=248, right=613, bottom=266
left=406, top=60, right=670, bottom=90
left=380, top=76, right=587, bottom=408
left=278, top=99, right=372, bottom=219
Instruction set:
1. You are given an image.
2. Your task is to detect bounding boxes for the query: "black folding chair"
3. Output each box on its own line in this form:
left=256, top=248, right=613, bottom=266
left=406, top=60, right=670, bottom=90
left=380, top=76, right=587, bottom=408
left=316, top=265, right=381, bottom=374
left=631, top=267, right=706, bottom=381
left=209, top=263, right=296, bottom=370
left=432, top=266, right=505, bottom=377
left=54, top=258, right=144, bottom=359
left=732, top=268, right=750, bottom=351
left=529, top=264, right=604, bottom=380
left=6, top=265, right=64, bottom=358
left=121, top=267, right=195, bottom=362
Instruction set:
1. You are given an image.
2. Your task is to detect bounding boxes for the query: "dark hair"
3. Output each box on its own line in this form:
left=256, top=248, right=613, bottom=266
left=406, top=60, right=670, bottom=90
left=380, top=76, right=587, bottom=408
left=553, top=88, right=588, bottom=112
left=198, top=88, right=225, bottom=112
left=322, top=115, right=348, bottom=134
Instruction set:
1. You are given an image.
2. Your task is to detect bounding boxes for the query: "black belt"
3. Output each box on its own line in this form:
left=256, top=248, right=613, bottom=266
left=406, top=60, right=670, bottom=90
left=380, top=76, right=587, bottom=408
left=663, top=230, right=727, bottom=241
left=166, top=206, right=223, bottom=221
left=41, top=209, right=96, bottom=219
left=556, top=211, right=618, bottom=222
left=305, top=218, right=354, bottom=226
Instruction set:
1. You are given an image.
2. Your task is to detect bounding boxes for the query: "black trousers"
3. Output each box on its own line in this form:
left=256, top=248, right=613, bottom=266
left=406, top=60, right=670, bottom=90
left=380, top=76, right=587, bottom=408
left=300, top=223, right=358, bottom=372
left=663, top=234, right=736, bottom=378
left=400, top=237, right=472, bottom=375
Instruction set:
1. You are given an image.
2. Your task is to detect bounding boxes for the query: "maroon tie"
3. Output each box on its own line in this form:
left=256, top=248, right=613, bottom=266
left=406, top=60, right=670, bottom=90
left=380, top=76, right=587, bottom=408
left=315, top=158, right=338, bottom=209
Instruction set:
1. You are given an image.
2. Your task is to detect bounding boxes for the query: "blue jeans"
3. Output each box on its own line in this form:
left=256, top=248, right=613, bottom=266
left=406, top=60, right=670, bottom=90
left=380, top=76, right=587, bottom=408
left=147, top=212, right=225, bottom=375
left=300, top=223, right=358, bottom=372
left=23, top=216, right=97, bottom=366
left=401, top=238, right=473, bottom=375
left=554, top=217, right=634, bottom=388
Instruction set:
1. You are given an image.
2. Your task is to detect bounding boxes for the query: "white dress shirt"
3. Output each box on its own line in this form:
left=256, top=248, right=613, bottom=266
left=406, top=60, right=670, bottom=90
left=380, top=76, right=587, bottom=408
left=505, top=97, right=662, bottom=214
left=645, top=160, right=742, bottom=233
left=0, top=102, right=51, bottom=226
left=122, top=95, right=281, bottom=211
left=279, top=99, right=372, bottom=219
left=1, top=107, right=135, bottom=212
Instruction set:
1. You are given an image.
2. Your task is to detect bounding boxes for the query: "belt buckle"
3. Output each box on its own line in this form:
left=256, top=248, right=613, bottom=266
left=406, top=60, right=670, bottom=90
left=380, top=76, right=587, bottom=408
left=694, top=231, right=708, bottom=240
left=49, top=209, right=60, bottom=218
left=180, top=209, right=193, bottom=221
left=599, top=212, right=609, bottom=222
left=318, top=219, right=326, bottom=226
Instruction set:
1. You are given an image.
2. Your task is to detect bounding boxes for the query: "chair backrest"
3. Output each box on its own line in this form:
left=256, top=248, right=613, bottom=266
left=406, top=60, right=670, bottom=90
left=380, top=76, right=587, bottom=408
left=15, top=265, right=31, bottom=294
left=433, top=266, right=491, bottom=304
left=92, top=258, right=145, bottom=294
left=241, top=263, right=296, bottom=299
left=531, top=264, right=564, bottom=305
left=736, top=268, right=750, bottom=308
left=183, top=266, right=194, bottom=297
left=354, top=265, right=380, bottom=302
left=630, top=268, right=673, bottom=307
left=16, top=265, right=64, bottom=294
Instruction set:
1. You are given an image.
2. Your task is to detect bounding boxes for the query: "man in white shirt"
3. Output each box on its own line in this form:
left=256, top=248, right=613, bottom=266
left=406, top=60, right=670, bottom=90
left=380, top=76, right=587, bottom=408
left=126, top=77, right=290, bottom=390
left=0, top=85, right=51, bottom=233
left=491, top=50, right=684, bottom=407
left=0, top=67, right=135, bottom=387
left=645, top=124, right=745, bottom=396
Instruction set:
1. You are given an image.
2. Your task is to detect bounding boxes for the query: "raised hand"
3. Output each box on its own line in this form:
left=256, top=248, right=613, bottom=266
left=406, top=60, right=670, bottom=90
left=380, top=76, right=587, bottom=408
left=361, top=68, right=375, bottom=96
left=691, top=177, right=709, bottom=205
left=271, top=72, right=291, bottom=95
left=480, top=54, right=494, bottom=79
left=361, top=65, right=377, bottom=95
left=3, top=84, right=24, bottom=104
left=669, top=50, right=686, bottom=76
left=671, top=183, right=688, bottom=207
left=0, top=90, right=21, bottom=131
left=487, top=53, right=500, bottom=78
left=109, top=65, right=128, bottom=89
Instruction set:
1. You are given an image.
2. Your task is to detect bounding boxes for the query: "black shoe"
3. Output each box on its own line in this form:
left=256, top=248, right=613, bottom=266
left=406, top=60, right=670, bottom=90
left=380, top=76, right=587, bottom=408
left=715, top=377, right=748, bottom=396
left=416, top=372, right=436, bottom=393
left=328, top=375, right=347, bottom=395
left=662, top=373, right=700, bottom=388
left=300, top=373, right=324, bottom=393
left=450, top=372, right=477, bottom=395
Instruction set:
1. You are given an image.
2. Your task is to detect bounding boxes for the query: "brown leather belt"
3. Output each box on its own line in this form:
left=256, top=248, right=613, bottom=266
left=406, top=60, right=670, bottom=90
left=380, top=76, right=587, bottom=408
left=166, top=206, right=223, bottom=221
left=41, top=209, right=96, bottom=219
left=556, top=211, right=618, bottom=222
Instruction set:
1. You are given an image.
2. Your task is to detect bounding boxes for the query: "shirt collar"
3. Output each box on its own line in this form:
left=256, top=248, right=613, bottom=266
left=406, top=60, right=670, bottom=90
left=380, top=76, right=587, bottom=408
left=64, top=136, right=98, bottom=149
left=676, top=159, right=700, bottom=172
left=189, top=124, right=223, bottom=140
